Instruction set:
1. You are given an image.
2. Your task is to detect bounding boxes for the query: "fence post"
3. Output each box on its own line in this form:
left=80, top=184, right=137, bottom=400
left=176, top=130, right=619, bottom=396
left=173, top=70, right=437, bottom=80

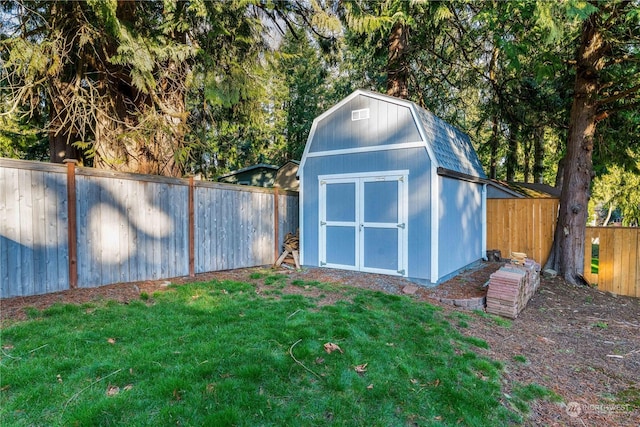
left=189, top=177, right=195, bottom=277
left=274, top=187, right=279, bottom=262
left=64, top=159, right=78, bottom=289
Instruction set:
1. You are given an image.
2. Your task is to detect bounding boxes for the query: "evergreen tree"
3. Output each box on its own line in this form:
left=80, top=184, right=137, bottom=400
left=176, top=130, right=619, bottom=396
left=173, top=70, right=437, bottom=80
left=544, top=0, right=640, bottom=283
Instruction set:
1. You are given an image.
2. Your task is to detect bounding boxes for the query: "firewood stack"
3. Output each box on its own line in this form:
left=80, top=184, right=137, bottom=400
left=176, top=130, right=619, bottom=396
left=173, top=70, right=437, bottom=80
left=274, top=230, right=300, bottom=269
left=486, top=255, right=540, bottom=319
left=510, top=251, right=527, bottom=265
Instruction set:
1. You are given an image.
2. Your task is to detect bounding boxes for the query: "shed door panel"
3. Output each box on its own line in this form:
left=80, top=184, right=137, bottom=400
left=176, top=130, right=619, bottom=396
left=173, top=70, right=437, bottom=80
left=321, top=181, right=358, bottom=270
left=363, top=228, right=398, bottom=271
left=325, top=226, right=356, bottom=266
left=320, top=173, right=407, bottom=276
left=360, top=179, right=403, bottom=274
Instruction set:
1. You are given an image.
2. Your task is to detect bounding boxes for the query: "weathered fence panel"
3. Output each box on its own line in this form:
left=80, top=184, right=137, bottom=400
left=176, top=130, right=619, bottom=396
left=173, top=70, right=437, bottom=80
left=75, top=170, right=190, bottom=288
left=583, top=227, right=639, bottom=298
left=1, top=160, right=70, bottom=297
left=486, top=198, right=559, bottom=265
left=1, top=158, right=299, bottom=298
left=194, top=183, right=285, bottom=273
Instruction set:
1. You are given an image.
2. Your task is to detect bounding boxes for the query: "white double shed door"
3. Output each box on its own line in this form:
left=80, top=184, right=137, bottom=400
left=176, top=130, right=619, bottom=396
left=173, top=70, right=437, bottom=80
left=319, top=170, right=408, bottom=276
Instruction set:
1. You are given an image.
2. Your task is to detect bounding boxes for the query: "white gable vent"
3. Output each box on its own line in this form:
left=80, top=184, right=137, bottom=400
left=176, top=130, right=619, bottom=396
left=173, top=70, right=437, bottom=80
left=351, top=108, right=370, bottom=121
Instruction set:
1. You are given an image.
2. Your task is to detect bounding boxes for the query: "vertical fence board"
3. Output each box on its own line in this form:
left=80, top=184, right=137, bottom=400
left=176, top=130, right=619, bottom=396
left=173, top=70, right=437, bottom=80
left=18, top=170, right=35, bottom=295
left=118, top=179, right=129, bottom=283
left=1, top=167, right=9, bottom=294
left=32, top=172, right=46, bottom=292
left=600, top=228, right=614, bottom=292
left=211, top=188, right=221, bottom=271
left=3, top=167, right=21, bottom=296
left=636, top=231, right=640, bottom=298
left=45, top=172, right=67, bottom=293
left=583, top=228, right=595, bottom=285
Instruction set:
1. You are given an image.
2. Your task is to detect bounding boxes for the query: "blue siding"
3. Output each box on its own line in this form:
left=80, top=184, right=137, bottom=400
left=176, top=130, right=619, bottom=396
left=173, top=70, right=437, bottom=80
left=302, top=147, right=432, bottom=281
left=310, top=95, right=422, bottom=152
left=438, top=177, right=483, bottom=279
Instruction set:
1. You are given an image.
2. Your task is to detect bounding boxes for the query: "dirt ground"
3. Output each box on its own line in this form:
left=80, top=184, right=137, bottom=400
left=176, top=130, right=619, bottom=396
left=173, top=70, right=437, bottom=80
left=1, top=262, right=639, bottom=426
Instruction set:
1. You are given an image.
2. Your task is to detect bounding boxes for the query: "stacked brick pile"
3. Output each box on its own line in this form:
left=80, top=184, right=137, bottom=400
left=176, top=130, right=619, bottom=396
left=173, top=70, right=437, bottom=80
left=486, top=258, right=540, bottom=319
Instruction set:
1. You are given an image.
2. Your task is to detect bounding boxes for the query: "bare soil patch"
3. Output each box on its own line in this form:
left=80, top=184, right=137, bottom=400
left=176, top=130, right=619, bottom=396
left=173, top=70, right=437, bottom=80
left=1, top=262, right=638, bottom=426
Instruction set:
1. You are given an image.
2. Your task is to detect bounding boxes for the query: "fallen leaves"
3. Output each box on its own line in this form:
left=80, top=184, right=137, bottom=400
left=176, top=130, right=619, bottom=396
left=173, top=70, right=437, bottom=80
left=410, top=378, right=440, bottom=388
left=537, top=336, right=555, bottom=345
left=106, top=385, right=119, bottom=396
left=106, top=384, right=133, bottom=396
left=323, top=342, right=343, bottom=354
left=354, top=363, right=368, bottom=374
left=107, top=338, right=116, bottom=345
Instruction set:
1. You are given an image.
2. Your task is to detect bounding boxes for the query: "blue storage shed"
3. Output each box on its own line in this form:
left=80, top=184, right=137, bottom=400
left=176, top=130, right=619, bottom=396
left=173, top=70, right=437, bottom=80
left=298, top=89, right=488, bottom=284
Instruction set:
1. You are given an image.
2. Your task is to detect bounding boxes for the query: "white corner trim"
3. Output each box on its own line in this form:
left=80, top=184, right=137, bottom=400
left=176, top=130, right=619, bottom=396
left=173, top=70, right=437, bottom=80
left=482, top=183, right=487, bottom=260
left=430, top=169, right=439, bottom=284
left=298, top=172, right=304, bottom=266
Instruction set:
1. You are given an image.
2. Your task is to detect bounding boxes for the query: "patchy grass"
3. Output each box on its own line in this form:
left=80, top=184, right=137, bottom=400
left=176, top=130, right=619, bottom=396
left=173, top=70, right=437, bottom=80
left=472, top=309, right=513, bottom=328
left=513, top=355, right=528, bottom=364
left=507, top=382, right=562, bottom=415
left=1, top=279, right=551, bottom=426
left=591, top=321, right=609, bottom=329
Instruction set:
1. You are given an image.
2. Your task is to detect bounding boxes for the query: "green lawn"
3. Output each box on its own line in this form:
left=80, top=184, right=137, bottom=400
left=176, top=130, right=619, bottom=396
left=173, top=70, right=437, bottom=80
left=591, top=243, right=599, bottom=274
left=1, top=276, right=554, bottom=426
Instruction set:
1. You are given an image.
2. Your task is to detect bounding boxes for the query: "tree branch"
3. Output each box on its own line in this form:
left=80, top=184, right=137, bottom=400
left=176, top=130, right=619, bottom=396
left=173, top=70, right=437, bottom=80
left=597, top=83, right=640, bottom=105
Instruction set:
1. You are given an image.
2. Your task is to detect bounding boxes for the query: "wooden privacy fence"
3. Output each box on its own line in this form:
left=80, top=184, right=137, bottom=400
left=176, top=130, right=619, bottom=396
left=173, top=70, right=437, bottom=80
left=583, top=227, right=640, bottom=298
left=0, top=158, right=298, bottom=298
left=486, top=198, right=560, bottom=266
left=487, top=199, right=639, bottom=298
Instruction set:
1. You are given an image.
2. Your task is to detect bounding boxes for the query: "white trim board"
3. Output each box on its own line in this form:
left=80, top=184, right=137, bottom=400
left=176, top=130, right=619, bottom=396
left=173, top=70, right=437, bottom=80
left=318, top=170, right=409, bottom=181
left=306, top=142, right=426, bottom=159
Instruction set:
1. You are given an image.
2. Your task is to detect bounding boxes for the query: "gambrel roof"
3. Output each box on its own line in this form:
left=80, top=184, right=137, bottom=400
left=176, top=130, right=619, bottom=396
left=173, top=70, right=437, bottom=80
left=300, top=89, right=487, bottom=180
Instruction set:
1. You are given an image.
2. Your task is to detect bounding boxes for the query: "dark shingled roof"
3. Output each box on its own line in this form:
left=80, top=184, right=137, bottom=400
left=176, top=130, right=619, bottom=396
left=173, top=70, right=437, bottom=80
left=413, top=106, right=486, bottom=179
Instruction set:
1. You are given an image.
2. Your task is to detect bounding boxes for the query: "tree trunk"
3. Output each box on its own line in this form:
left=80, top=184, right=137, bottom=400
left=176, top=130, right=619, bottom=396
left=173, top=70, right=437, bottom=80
left=91, top=1, right=186, bottom=177
left=533, top=126, right=545, bottom=183
left=545, top=15, right=605, bottom=284
left=387, top=20, right=409, bottom=99
left=48, top=91, right=83, bottom=164
left=489, top=115, right=499, bottom=179
left=487, top=46, right=501, bottom=180
left=554, top=156, right=565, bottom=189
left=506, top=124, right=518, bottom=182
left=523, top=136, right=532, bottom=183
left=47, top=1, right=85, bottom=165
